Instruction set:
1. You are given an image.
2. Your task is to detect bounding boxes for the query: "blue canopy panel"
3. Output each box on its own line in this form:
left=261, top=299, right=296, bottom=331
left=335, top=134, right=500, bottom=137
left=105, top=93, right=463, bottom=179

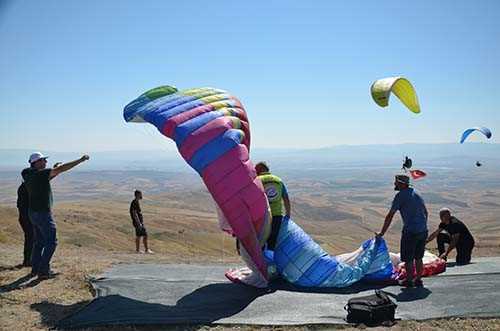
left=460, top=127, right=492, bottom=144
left=131, top=89, right=225, bottom=130
left=360, top=238, right=395, bottom=281
left=272, top=217, right=394, bottom=287
left=189, top=129, right=244, bottom=174
left=175, top=110, right=227, bottom=146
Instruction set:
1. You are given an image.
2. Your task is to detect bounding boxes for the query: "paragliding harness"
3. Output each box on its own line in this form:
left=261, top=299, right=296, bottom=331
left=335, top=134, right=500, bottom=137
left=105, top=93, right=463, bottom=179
left=344, top=290, right=397, bottom=326
left=402, top=156, right=412, bottom=172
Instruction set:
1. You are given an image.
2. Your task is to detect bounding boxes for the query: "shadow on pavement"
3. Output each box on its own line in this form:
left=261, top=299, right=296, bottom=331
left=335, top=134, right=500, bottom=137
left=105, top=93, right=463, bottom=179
left=393, top=287, right=432, bottom=302
left=269, top=277, right=397, bottom=294
left=41, top=282, right=270, bottom=329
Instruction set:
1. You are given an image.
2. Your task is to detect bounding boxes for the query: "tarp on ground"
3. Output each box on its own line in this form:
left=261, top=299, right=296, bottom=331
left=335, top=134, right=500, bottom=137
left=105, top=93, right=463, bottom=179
left=57, top=258, right=500, bottom=329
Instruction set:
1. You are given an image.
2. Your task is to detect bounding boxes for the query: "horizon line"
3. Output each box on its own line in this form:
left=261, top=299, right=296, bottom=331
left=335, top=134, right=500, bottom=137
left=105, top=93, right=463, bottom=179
left=1, top=142, right=498, bottom=153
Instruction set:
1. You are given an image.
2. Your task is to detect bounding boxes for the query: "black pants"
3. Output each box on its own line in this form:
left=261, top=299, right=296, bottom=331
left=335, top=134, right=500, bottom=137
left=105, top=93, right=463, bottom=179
left=266, top=216, right=283, bottom=250
left=18, top=208, right=34, bottom=266
left=437, top=232, right=474, bottom=265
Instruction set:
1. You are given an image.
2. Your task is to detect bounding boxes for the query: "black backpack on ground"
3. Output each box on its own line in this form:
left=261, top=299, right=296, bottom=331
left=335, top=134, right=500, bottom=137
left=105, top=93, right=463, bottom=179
left=344, top=290, right=397, bottom=325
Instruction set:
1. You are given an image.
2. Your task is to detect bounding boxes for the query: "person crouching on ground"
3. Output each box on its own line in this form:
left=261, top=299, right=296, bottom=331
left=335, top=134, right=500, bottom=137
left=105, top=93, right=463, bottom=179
left=377, top=174, right=428, bottom=288
left=426, top=208, right=475, bottom=265
left=22, top=152, right=89, bottom=280
left=130, top=190, right=153, bottom=254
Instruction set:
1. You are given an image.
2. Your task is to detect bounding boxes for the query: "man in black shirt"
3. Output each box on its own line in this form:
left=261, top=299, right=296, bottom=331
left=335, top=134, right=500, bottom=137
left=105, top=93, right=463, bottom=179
left=426, top=208, right=475, bottom=265
left=22, top=152, right=89, bottom=280
left=17, top=182, right=33, bottom=267
left=130, top=190, right=153, bottom=254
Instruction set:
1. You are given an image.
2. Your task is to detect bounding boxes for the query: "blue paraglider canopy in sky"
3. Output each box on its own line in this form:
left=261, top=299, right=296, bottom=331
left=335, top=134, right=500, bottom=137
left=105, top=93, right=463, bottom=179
left=460, top=127, right=492, bottom=144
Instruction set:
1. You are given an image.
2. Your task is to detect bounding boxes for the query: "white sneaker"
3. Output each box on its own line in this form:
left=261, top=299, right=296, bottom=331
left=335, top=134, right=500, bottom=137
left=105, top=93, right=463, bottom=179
left=146, top=249, right=154, bottom=254
left=136, top=250, right=144, bottom=254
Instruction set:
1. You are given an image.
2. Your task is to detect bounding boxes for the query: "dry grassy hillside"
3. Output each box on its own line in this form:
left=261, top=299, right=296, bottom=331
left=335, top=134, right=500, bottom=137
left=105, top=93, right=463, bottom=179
left=2, top=167, right=499, bottom=257
left=0, top=201, right=240, bottom=263
left=2, top=187, right=499, bottom=262
left=2, top=169, right=500, bottom=330
left=2, top=201, right=500, bottom=331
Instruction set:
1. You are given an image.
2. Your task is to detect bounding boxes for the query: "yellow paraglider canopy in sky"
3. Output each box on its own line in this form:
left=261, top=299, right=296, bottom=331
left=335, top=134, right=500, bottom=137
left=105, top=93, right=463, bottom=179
left=370, top=77, right=421, bottom=114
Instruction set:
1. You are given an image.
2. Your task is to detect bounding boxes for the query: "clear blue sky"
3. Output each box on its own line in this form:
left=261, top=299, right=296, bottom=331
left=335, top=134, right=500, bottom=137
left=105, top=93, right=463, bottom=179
left=1, top=0, right=499, bottom=152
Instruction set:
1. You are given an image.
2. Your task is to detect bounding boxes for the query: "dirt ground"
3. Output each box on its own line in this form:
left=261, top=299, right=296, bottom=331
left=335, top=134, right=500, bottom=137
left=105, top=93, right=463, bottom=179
left=1, top=243, right=500, bottom=331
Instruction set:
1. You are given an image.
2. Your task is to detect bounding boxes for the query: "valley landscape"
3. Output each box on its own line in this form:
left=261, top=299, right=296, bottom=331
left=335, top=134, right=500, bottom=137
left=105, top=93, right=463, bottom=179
left=1, top=146, right=500, bottom=330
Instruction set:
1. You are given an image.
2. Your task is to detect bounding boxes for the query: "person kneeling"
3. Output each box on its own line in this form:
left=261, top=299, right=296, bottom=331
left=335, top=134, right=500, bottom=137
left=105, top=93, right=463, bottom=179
left=426, top=208, right=475, bottom=265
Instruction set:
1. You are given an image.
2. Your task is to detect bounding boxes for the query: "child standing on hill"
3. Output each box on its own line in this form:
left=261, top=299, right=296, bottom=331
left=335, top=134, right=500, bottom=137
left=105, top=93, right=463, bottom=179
left=130, top=190, right=153, bottom=254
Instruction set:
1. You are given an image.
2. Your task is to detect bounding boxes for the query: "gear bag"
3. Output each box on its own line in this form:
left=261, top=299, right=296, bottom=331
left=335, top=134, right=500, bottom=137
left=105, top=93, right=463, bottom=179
left=344, top=290, right=397, bottom=325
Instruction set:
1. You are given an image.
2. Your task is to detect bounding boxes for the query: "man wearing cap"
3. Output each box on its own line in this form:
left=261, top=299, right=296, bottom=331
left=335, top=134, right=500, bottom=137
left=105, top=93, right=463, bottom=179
left=22, top=152, right=89, bottom=280
left=377, top=174, right=428, bottom=287
left=426, top=208, right=475, bottom=265
left=255, top=161, right=291, bottom=250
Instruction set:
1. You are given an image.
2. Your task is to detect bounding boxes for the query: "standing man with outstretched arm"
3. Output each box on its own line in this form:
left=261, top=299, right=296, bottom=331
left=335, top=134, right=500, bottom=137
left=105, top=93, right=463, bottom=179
left=377, top=174, right=428, bottom=288
left=22, top=152, right=89, bottom=280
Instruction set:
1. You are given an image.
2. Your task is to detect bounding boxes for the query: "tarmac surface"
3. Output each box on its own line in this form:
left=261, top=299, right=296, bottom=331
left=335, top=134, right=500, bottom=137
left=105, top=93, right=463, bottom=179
left=58, top=257, right=500, bottom=328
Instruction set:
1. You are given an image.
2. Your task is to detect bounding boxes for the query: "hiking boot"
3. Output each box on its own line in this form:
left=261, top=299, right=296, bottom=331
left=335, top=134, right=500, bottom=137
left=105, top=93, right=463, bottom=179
left=414, top=279, right=424, bottom=287
left=37, top=271, right=58, bottom=280
left=398, top=279, right=415, bottom=288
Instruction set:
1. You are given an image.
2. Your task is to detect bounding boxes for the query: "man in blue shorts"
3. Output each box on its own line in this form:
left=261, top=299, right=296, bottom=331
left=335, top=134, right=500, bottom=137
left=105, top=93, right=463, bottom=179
left=377, top=174, right=428, bottom=287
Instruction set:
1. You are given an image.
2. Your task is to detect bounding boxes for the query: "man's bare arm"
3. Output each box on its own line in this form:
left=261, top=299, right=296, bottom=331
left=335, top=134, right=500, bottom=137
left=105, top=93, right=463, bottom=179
left=283, top=195, right=291, bottom=217
left=131, top=210, right=141, bottom=227
left=426, top=228, right=442, bottom=243
left=377, top=209, right=396, bottom=237
left=50, top=155, right=89, bottom=179
left=441, top=233, right=460, bottom=258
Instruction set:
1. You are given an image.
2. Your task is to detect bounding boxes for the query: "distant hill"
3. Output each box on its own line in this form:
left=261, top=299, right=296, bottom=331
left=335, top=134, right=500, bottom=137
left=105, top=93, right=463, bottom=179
left=1, top=143, right=499, bottom=257
left=1, top=143, right=499, bottom=171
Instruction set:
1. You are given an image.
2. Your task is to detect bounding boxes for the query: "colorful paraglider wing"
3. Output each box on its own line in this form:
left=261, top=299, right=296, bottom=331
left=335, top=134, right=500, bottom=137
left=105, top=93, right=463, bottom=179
left=272, top=217, right=395, bottom=287
left=409, top=169, right=427, bottom=180
left=460, top=127, right=492, bottom=144
left=371, top=77, right=421, bottom=114
left=393, top=251, right=446, bottom=280
left=124, top=86, right=271, bottom=287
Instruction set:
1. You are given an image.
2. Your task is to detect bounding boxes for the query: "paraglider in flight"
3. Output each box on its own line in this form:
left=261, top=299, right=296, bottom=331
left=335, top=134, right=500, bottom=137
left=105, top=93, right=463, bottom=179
left=476, top=161, right=482, bottom=167
left=460, top=127, right=492, bottom=144
left=402, top=156, right=412, bottom=171
left=371, top=77, right=421, bottom=114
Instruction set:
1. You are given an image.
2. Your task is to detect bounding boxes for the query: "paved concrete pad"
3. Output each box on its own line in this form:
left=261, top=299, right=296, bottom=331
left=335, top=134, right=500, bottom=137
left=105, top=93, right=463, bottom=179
left=58, top=258, right=500, bottom=329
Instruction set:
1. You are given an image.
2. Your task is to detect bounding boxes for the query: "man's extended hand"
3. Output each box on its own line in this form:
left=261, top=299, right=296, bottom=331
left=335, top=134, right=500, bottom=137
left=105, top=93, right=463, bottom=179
left=375, top=232, right=384, bottom=238
left=80, top=155, right=90, bottom=162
